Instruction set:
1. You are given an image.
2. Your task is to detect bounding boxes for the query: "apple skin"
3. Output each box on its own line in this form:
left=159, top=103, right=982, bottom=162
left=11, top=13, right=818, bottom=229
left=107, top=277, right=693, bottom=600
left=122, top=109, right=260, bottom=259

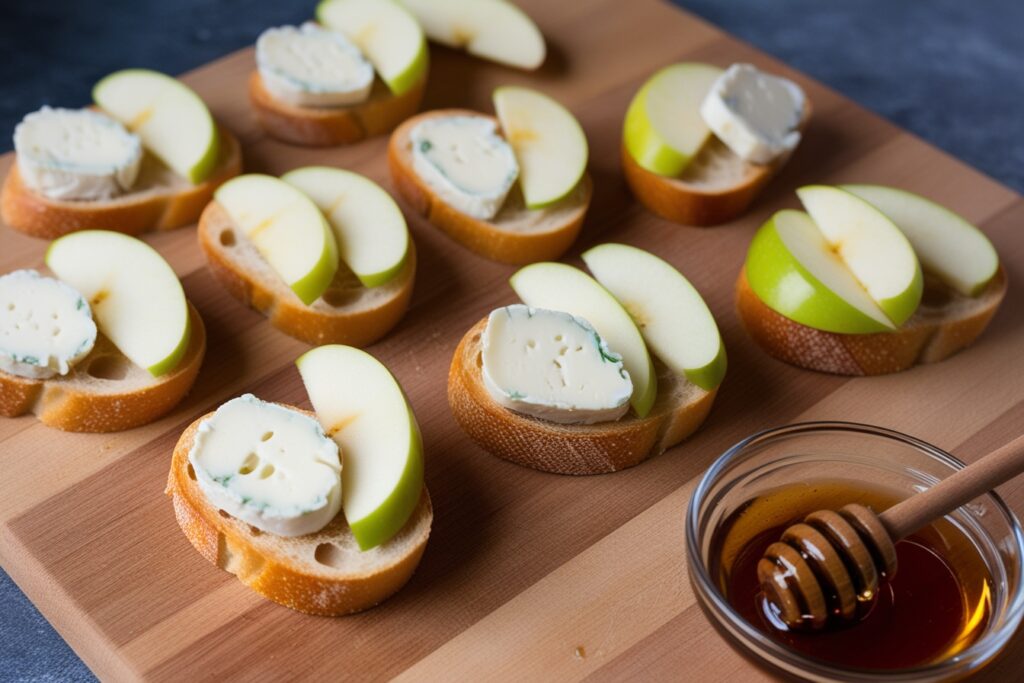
left=316, top=0, right=429, bottom=97
left=45, top=230, right=191, bottom=377
left=296, top=345, right=424, bottom=552
left=92, top=69, right=220, bottom=185
left=622, top=63, right=722, bottom=177
left=745, top=211, right=895, bottom=335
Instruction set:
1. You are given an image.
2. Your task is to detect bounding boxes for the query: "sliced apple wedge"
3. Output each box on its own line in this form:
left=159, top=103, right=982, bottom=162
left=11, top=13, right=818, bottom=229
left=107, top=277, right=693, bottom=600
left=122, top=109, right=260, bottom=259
left=582, top=243, right=726, bottom=391
left=45, top=230, right=191, bottom=376
left=797, top=185, right=922, bottom=327
left=215, top=175, right=339, bottom=306
left=93, top=69, right=219, bottom=184
left=623, top=63, right=723, bottom=177
left=283, top=167, right=409, bottom=288
left=400, top=0, right=545, bottom=70
left=317, top=0, right=428, bottom=97
left=745, top=210, right=895, bottom=334
left=510, top=262, right=657, bottom=418
left=493, top=86, right=588, bottom=209
left=297, top=345, right=424, bottom=551
left=842, top=184, right=999, bottom=297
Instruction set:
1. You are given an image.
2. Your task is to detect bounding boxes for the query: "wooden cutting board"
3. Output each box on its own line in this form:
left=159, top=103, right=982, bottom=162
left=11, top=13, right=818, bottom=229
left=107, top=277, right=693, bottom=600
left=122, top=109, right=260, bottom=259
left=2, top=0, right=1023, bottom=679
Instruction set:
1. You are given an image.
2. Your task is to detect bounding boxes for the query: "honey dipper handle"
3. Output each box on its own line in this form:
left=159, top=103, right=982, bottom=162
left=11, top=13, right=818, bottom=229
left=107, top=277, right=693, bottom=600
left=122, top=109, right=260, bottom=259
left=880, top=435, right=1024, bottom=541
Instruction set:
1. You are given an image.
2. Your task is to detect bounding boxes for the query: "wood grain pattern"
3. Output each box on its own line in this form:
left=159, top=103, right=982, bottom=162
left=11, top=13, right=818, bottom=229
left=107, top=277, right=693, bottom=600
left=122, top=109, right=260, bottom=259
left=1, top=0, right=1022, bottom=679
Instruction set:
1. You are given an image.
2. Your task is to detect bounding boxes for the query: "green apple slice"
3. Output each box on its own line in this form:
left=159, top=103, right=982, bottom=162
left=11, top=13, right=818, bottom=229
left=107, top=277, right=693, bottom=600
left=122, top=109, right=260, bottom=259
left=509, top=262, right=657, bottom=418
left=797, top=185, right=922, bottom=327
left=215, top=174, right=339, bottom=306
left=623, top=63, right=723, bottom=176
left=282, top=166, right=409, bottom=288
left=399, top=0, right=545, bottom=70
left=842, top=184, right=999, bottom=297
left=582, top=243, right=726, bottom=391
left=297, top=345, right=424, bottom=551
left=317, top=0, right=428, bottom=96
left=45, top=230, right=190, bottom=376
left=493, top=86, right=588, bottom=209
left=93, top=69, right=219, bottom=184
left=746, top=210, right=895, bottom=334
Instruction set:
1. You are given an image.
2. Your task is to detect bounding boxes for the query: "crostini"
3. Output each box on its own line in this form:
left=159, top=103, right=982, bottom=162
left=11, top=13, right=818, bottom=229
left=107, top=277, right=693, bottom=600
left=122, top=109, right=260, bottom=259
left=198, top=167, right=415, bottom=346
left=0, top=231, right=205, bottom=432
left=623, top=63, right=810, bottom=226
left=389, top=86, right=592, bottom=265
left=2, top=69, right=241, bottom=239
left=167, top=345, right=430, bottom=615
left=249, top=0, right=428, bottom=146
left=449, top=244, right=724, bottom=475
left=737, top=185, right=1006, bottom=375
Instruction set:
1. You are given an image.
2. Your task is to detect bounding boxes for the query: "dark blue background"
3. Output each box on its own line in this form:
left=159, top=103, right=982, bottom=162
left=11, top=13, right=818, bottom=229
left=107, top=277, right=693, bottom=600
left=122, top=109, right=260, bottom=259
left=1, top=1, right=1021, bottom=679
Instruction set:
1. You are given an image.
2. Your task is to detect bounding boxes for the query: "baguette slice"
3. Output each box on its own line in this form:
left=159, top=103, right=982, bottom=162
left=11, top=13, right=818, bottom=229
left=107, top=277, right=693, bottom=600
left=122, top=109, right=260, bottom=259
left=622, top=104, right=812, bottom=227
left=735, top=267, right=1007, bottom=376
left=249, top=72, right=426, bottom=147
left=198, top=201, right=415, bottom=346
left=0, top=303, right=205, bottom=432
left=449, top=318, right=717, bottom=475
left=389, top=109, right=592, bottom=265
left=1, top=126, right=242, bottom=240
left=167, top=407, right=432, bottom=616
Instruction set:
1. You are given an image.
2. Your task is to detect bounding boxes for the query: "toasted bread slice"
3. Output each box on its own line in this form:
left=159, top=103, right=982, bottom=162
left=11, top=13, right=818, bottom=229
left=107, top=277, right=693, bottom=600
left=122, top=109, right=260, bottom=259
left=249, top=72, right=426, bottom=147
left=1, top=126, right=242, bottom=240
left=389, top=110, right=592, bottom=265
left=448, top=318, right=717, bottom=475
left=198, top=201, right=415, bottom=347
left=735, top=267, right=1007, bottom=376
left=166, top=407, right=432, bottom=616
left=622, top=105, right=811, bottom=227
left=0, top=303, right=205, bottom=432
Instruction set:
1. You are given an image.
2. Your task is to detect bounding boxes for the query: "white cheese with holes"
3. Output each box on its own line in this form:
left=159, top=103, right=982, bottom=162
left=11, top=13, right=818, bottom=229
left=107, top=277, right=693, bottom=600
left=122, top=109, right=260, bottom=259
left=699, top=63, right=806, bottom=164
left=256, top=23, right=374, bottom=108
left=13, top=107, right=142, bottom=200
left=188, top=394, right=342, bottom=537
left=481, top=305, right=633, bottom=425
left=410, top=115, right=519, bottom=220
left=0, top=270, right=97, bottom=380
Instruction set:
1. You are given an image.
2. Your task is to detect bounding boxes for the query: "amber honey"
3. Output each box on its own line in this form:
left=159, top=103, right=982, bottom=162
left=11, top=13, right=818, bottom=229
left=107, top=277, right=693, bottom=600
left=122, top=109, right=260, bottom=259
left=709, top=480, right=993, bottom=670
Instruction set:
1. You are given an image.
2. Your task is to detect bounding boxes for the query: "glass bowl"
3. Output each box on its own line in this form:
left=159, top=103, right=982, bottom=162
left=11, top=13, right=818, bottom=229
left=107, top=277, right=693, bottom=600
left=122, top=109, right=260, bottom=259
left=685, top=421, right=1024, bottom=682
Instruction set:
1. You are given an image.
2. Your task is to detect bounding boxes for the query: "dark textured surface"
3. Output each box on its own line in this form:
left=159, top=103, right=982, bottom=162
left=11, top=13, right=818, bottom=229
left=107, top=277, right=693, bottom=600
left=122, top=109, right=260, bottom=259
left=1, top=1, right=1021, bottom=680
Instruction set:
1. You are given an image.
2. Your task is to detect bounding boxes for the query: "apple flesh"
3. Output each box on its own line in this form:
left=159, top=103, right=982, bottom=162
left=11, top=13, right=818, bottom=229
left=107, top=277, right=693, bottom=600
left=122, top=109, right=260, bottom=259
left=45, top=230, right=191, bottom=376
left=509, top=262, right=657, bottom=418
left=797, top=185, right=922, bottom=327
left=215, top=174, right=339, bottom=306
left=399, top=0, right=545, bottom=70
left=297, top=344, right=424, bottom=551
left=283, top=166, right=409, bottom=288
left=93, top=69, right=219, bottom=184
left=842, top=184, right=998, bottom=297
left=317, top=0, right=428, bottom=97
left=746, top=210, right=895, bottom=334
left=623, top=63, right=722, bottom=177
left=493, top=86, right=588, bottom=210
left=582, top=243, right=726, bottom=391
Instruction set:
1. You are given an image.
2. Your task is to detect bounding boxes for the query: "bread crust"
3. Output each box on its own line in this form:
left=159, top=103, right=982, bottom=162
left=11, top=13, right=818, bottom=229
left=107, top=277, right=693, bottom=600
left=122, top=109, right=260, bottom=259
left=448, top=318, right=717, bottom=475
left=166, top=409, right=432, bottom=616
left=735, top=267, right=1008, bottom=376
left=0, top=303, right=206, bottom=432
left=249, top=72, right=426, bottom=147
left=198, top=201, right=415, bottom=346
left=622, top=103, right=812, bottom=227
left=388, top=110, right=592, bottom=265
left=1, top=126, right=242, bottom=240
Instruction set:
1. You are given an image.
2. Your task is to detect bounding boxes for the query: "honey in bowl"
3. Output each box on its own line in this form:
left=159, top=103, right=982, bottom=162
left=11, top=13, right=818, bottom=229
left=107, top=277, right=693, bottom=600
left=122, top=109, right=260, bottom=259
left=709, top=480, right=993, bottom=670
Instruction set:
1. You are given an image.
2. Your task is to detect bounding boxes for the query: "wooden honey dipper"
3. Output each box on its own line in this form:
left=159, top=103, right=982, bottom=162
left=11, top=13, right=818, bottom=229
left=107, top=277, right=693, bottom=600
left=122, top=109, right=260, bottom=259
left=758, top=434, right=1024, bottom=631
